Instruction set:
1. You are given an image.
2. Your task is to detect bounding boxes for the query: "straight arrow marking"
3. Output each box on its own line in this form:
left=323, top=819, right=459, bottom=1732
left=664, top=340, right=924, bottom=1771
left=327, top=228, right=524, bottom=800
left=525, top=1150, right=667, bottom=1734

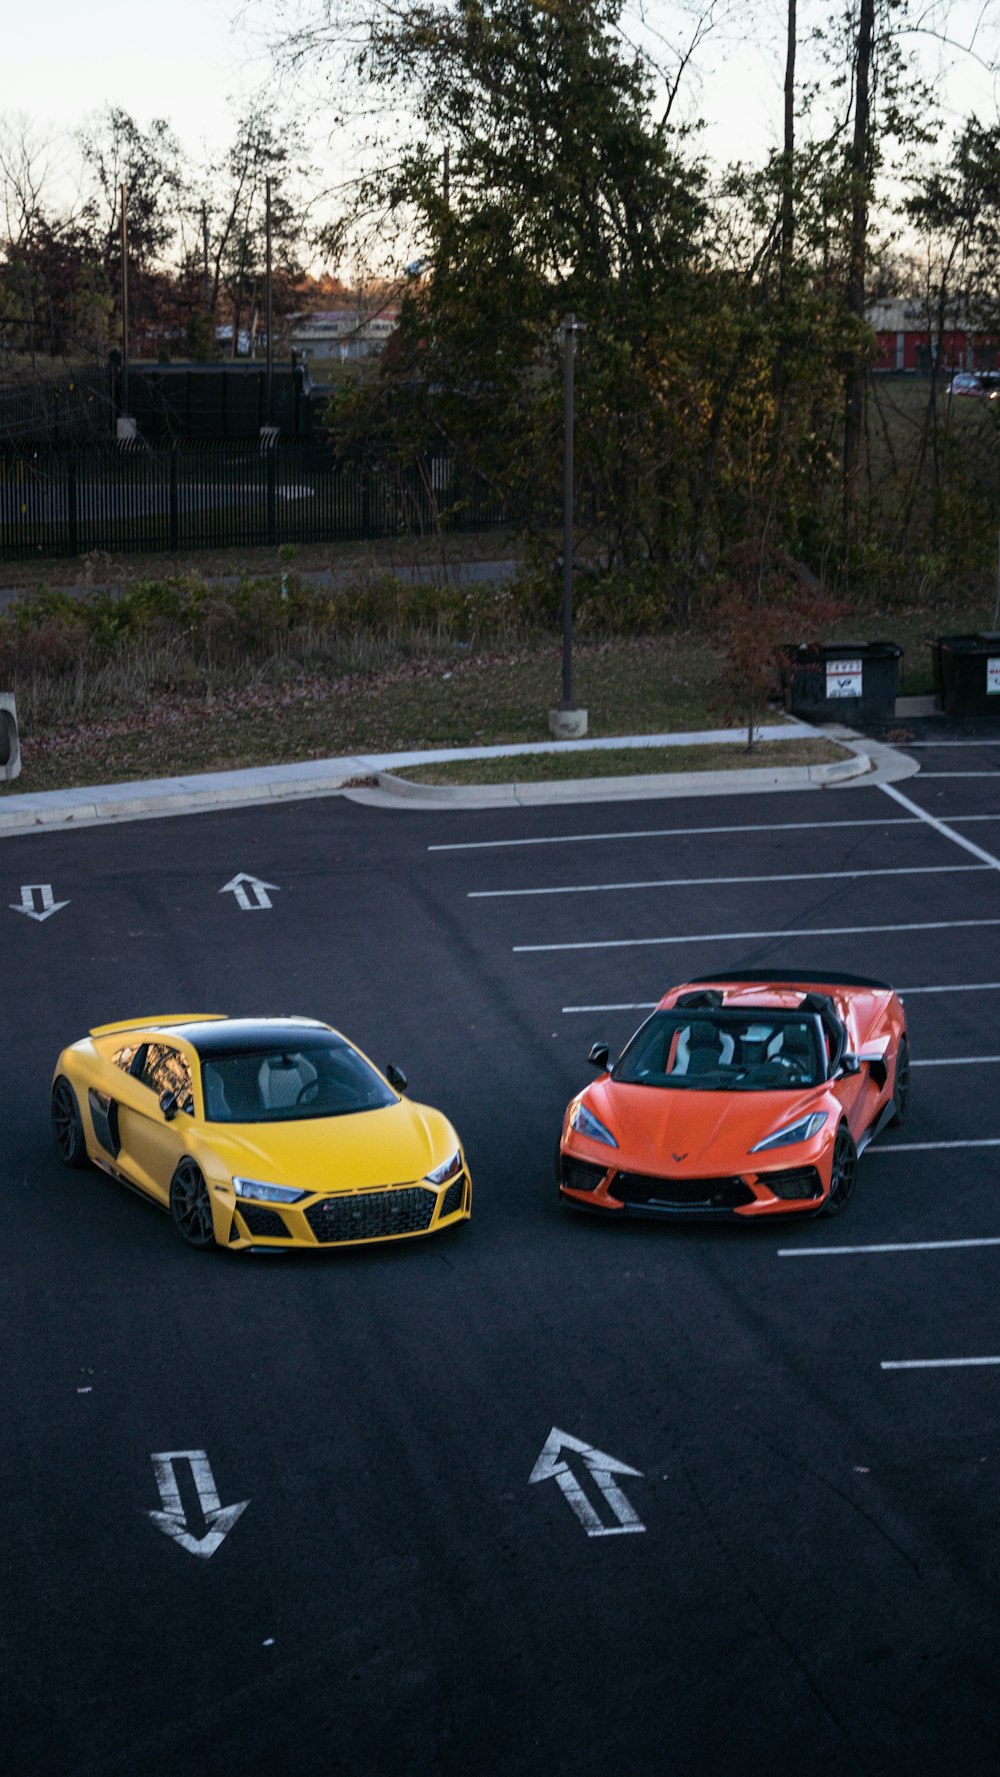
left=530, top=1427, right=645, bottom=1536
left=148, top=1450, right=249, bottom=1559
left=10, top=884, right=69, bottom=921
left=219, top=873, right=279, bottom=911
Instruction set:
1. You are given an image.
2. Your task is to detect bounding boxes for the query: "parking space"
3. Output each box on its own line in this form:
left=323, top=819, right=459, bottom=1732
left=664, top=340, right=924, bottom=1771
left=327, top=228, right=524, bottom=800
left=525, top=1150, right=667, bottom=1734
left=6, top=764, right=1000, bottom=1775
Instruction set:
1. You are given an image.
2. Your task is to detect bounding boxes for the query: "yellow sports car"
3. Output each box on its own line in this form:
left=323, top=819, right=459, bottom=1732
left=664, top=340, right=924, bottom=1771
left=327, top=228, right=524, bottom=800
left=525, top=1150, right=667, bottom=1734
left=50, top=1015, right=471, bottom=1252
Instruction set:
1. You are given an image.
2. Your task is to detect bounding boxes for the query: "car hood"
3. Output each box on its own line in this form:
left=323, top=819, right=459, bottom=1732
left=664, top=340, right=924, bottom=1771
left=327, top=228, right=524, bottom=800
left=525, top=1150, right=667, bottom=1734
left=587, top=1080, right=832, bottom=1173
left=202, top=1098, right=457, bottom=1192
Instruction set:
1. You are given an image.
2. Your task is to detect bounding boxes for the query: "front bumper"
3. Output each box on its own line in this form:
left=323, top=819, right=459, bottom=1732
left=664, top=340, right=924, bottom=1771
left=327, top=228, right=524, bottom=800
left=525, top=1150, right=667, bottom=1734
left=558, top=1147, right=827, bottom=1220
left=215, top=1168, right=472, bottom=1251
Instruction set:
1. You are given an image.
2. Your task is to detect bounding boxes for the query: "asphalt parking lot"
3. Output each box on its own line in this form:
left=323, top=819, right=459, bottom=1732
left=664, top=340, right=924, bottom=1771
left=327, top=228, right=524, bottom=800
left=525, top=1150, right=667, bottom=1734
left=5, top=735, right=1000, bottom=1776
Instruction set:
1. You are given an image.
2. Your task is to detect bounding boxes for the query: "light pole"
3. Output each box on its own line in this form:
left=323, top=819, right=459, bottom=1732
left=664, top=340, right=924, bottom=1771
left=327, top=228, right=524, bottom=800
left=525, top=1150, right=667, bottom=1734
left=116, top=183, right=136, bottom=442
left=550, top=312, right=587, bottom=738
left=265, top=175, right=273, bottom=426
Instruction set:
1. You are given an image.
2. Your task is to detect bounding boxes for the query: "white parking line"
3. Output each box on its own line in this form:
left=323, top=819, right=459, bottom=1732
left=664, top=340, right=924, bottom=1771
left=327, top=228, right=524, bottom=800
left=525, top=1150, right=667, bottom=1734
left=869, top=1139, right=1000, bottom=1153
left=779, top=1237, right=1000, bottom=1256
left=880, top=784, right=1000, bottom=868
left=561, top=983, right=1000, bottom=1012
left=913, top=1056, right=1000, bottom=1067
left=470, top=864, right=985, bottom=900
left=429, top=817, right=923, bottom=853
left=514, top=916, right=1000, bottom=954
left=916, top=772, right=1000, bottom=779
left=897, top=981, right=1000, bottom=994
left=881, top=1357, right=1000, bottom=1370
left=432, top=813, right=1000, bottom=852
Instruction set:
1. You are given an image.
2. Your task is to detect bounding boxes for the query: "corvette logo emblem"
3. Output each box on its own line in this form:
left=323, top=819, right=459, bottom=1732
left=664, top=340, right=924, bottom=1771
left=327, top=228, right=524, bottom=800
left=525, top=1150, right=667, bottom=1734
left=672, top=1152, right=687, bottom=1163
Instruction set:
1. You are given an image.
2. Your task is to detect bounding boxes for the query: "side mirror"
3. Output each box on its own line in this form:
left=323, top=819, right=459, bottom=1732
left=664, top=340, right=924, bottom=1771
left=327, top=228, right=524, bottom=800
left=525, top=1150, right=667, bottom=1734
left=385, top=1064, right=408, bottom=1093
left=160, top=1088, right=180, bottom=1121
left=588, top=1042, right=611, bottom=1071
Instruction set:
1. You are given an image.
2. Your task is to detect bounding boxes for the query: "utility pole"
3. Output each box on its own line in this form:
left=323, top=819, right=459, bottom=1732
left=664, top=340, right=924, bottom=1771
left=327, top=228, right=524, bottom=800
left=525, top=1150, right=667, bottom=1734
left=265, top=176, right=274, bottom=427
left=549, top=313, right=588, bottom=738
left=117, top=182, right=135, bottom=441
left=119, top=182, right=128, bottom=414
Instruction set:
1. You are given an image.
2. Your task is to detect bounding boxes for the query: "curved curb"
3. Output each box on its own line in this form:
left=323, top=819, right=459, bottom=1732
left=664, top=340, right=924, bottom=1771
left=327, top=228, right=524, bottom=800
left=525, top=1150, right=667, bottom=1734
left=0, top=728, right=919, bottom=834
left=361, top=751, right=874, bottom=810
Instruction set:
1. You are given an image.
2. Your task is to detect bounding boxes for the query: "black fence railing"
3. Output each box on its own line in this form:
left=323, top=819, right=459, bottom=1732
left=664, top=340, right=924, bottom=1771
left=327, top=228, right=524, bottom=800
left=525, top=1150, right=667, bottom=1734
left=0, top=440, right=510, bottom=561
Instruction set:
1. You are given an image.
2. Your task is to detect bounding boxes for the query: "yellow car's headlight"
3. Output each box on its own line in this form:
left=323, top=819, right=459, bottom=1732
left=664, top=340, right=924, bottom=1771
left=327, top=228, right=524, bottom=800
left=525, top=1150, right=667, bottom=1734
left=427, top=1149, right=463, bottom=1185
left=233, top=1176, right=308, bottom=1204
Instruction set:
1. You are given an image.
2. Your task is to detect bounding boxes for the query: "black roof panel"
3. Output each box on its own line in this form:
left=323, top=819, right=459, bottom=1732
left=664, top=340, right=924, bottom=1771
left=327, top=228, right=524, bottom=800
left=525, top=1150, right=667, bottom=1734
left=167, top=1017, right=332, bottom=1055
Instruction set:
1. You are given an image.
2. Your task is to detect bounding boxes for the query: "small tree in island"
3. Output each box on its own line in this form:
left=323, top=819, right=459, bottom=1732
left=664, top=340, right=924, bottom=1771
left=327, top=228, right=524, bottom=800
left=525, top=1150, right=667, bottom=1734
left=714, top=537, right=846, bottom=748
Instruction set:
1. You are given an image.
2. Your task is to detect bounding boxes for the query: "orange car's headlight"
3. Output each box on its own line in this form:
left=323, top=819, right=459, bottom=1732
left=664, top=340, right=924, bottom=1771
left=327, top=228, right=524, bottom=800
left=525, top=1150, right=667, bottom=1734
left=569, top=1101, right=618, bottom=1147
left=750, top=1112, right=828, bottom=1154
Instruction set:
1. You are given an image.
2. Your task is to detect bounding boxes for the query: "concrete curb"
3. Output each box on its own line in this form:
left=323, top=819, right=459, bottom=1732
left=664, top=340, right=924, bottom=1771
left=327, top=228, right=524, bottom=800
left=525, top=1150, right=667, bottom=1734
left=363, top=750, right=875, bottom=810
left=0, top=725, right=919, bottom=836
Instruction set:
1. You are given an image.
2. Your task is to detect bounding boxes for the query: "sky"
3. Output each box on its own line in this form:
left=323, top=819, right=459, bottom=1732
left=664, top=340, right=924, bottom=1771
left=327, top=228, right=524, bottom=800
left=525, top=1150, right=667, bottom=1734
left=7, top=0, right=1000, bottom=257
left=6, top=0, right=271, bottom=168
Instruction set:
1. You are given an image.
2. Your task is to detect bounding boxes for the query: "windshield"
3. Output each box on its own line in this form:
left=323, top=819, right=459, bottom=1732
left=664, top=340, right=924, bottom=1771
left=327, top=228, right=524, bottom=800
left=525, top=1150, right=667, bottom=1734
left=612, top=1010, right=825, bottom=1092
left=200, top=1036, right=397, bottom=1123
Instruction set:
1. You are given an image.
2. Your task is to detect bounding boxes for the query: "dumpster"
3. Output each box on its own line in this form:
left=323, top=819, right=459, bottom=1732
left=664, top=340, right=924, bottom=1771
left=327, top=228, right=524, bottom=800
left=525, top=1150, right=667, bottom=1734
left=782, top=641, right=903, bottom=723
left=931, top=633, right=1000, bottom=717
left=0, top=692, right=19, bottom=781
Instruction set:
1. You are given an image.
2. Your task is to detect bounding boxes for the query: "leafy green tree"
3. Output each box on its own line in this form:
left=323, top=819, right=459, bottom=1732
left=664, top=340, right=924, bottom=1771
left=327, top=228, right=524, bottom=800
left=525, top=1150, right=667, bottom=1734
left=324, top=0, right=716, bottom=601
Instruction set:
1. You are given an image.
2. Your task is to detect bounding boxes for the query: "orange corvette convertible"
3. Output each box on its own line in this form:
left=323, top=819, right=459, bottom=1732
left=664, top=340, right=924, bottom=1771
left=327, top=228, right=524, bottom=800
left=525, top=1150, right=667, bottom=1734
left=558, top=971, right=909, bottom=1220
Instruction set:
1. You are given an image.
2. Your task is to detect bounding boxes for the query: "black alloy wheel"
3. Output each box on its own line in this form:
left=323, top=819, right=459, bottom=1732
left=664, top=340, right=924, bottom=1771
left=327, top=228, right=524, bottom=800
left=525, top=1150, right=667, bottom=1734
left=51, top=1076, right=88, bottom=1168
left=890, top=1036, right=910, bottom=1126
left=822, top=1123, right=858, bottom=1216
left=169, top=1158, right=217, bottom=1249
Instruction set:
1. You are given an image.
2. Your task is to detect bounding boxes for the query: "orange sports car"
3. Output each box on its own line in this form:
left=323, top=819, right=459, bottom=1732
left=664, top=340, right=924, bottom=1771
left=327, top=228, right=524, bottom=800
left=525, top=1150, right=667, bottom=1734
left=557, top=971, right=909, bottom=1220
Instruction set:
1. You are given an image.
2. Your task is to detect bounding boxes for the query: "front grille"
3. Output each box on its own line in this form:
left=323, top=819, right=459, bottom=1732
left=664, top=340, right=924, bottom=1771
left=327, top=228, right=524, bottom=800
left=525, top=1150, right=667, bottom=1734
left=560, top=1157, right=609, bottom=1193
left=611, top=1171, right=756, bottom=1211
left=761, top=1165, right=823, bottom=1201
left=305, top=1186, right=436, bottom=1243
left=238, top=1204, right=291, bottom=1237
left=439, top=1175, right=466, bottom=1218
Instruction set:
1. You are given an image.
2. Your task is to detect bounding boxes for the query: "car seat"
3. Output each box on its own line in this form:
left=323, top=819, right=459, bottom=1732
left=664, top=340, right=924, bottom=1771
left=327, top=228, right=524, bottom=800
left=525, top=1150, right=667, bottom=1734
left=258, top=1053, right=318, bottom=1110
left=674, top=1021, right=732, bottom=1076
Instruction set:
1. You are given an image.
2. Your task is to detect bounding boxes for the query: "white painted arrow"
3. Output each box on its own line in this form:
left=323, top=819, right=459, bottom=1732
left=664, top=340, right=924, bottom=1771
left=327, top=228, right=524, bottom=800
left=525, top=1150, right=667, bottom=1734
left=529, top=1427, right=645, bottom=1537
left=9, top=883, right=69, bottom=922
left=219, top=872, right=279, bottom=911
left=147, top=1450, right=249, bottom=1558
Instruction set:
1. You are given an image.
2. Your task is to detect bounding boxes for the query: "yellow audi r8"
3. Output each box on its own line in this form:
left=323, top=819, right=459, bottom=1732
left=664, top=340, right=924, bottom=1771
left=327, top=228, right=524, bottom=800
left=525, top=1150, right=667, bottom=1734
left=51, top=1014, right=471, bottom=1252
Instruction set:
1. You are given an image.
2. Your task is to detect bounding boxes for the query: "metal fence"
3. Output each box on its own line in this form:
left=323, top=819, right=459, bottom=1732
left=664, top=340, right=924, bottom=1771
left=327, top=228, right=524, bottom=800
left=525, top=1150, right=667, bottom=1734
left=0, top=439, right=510, bottom=562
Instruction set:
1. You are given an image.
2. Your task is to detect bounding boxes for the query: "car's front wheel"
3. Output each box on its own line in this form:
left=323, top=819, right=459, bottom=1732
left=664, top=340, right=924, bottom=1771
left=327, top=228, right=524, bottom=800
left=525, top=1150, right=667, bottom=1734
left=169, top=1159, right=217, bottom=1249
left=51, top=1076, right=88, bottom=1168
left=822, top=1123, right=858, bottom=1216
left=890, top=1036, right=910, bottom=1126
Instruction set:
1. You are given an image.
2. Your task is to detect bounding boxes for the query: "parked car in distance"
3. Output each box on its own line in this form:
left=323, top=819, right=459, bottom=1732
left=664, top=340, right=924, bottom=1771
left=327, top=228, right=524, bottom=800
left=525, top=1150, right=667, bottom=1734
left=947, top=371, right=1000, bottom=398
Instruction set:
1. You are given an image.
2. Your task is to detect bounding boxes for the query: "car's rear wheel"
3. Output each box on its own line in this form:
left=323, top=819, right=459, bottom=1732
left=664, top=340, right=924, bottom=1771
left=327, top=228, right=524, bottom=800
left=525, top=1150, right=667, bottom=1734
left=890, top=1036, right=910, bottom=1126
left=169, top=1159, right=217, bottom=1249
left=823, top=1123, right=858, bottom=1216
left=51, top=1076, right=88, bottom=1168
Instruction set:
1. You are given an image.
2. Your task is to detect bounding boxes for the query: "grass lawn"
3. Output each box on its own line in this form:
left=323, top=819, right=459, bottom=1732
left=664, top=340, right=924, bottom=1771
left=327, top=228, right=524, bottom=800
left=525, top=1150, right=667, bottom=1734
left=0, top=517, right=997, bottom=794
left=389, top=737, right=850, bottom=785
left=0, top=635, right=732, bottom=794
